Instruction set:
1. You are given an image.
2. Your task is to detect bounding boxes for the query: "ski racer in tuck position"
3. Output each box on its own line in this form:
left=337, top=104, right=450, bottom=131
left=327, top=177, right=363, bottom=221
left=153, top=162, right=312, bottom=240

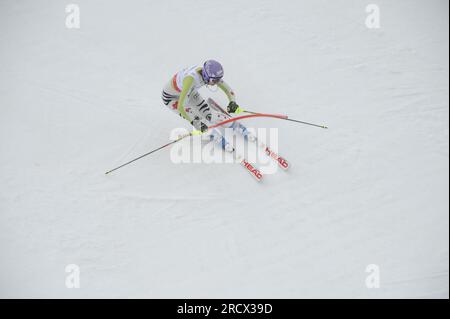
left=161, top=59, right=255, bottom=152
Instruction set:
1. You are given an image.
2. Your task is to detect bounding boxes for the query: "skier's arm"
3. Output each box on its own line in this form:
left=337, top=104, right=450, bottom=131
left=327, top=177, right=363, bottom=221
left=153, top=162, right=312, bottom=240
left=218, top=81, right=243, bottom=114
left=178, top=76, right=195, bottom=122
left=217, top=80, right=236, bottom=102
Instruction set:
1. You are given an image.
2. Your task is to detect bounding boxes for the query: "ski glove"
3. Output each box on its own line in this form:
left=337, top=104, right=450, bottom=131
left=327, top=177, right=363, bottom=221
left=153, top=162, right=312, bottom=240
left=191, top=119, right=208, bottom=133
left=199, top=122, right=208, bottom=132
left=227, top=101, right=242, bottom=114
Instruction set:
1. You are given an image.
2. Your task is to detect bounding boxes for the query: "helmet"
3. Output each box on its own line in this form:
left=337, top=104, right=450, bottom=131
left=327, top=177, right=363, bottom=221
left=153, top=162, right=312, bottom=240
left=202, top=59, right=224, bottom=84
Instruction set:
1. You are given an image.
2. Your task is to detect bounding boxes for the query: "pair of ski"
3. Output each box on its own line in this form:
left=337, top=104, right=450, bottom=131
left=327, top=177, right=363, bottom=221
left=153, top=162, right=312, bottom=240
left=234, top=143, right=289, bottom=182
left=208, top=98, right=289, bottom=182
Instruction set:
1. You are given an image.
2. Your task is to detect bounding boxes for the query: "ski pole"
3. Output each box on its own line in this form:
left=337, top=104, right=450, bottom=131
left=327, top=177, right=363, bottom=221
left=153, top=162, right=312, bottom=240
left=241, top=110, right=328, bottom=129
left=105, top=132, right=192, bottom=175
left=105, top=108, right=326, bottom=175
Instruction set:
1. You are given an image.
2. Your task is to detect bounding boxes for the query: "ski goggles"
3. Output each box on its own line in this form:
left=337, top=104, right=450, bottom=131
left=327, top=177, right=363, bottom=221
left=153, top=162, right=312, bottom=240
left=207, top=77, right=222, bottom=85
left=202, top=68, right=222, bottom=85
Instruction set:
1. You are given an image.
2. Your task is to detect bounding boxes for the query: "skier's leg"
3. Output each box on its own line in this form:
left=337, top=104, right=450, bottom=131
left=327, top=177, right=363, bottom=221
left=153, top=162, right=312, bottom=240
left=161, top=81, right=181, bottom=115
left=186, top=91, right=214, bottom=122
left=205, top=127, right=233, bottom=152
left=187, top=92, right=234, bottom=152
left=210, top=111, right=256, bottom=142
left=228, top=121, right=257, bottom=142
left=207, top=98, right=256, bottom=142
left=161, top=82, right=202, bottom=130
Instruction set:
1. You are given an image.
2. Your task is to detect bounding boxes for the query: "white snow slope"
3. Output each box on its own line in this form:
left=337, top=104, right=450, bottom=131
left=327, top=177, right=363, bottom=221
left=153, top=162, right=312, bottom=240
left=0, top=0, right=448, bottom=298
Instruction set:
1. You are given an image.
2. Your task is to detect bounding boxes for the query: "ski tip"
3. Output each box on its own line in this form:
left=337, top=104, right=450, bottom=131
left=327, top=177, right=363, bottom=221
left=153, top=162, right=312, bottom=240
left=254, top=173, right=263, bottom=182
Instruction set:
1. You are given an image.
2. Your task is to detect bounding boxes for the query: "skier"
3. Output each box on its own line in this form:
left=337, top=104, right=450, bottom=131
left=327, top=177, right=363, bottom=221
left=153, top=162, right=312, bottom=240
left=161, top=60, right=253, bottom=152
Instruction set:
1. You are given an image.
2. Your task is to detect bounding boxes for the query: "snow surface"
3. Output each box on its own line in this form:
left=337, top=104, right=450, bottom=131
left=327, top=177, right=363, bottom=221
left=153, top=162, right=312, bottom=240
left=0, top=0, right=448, bottom=298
